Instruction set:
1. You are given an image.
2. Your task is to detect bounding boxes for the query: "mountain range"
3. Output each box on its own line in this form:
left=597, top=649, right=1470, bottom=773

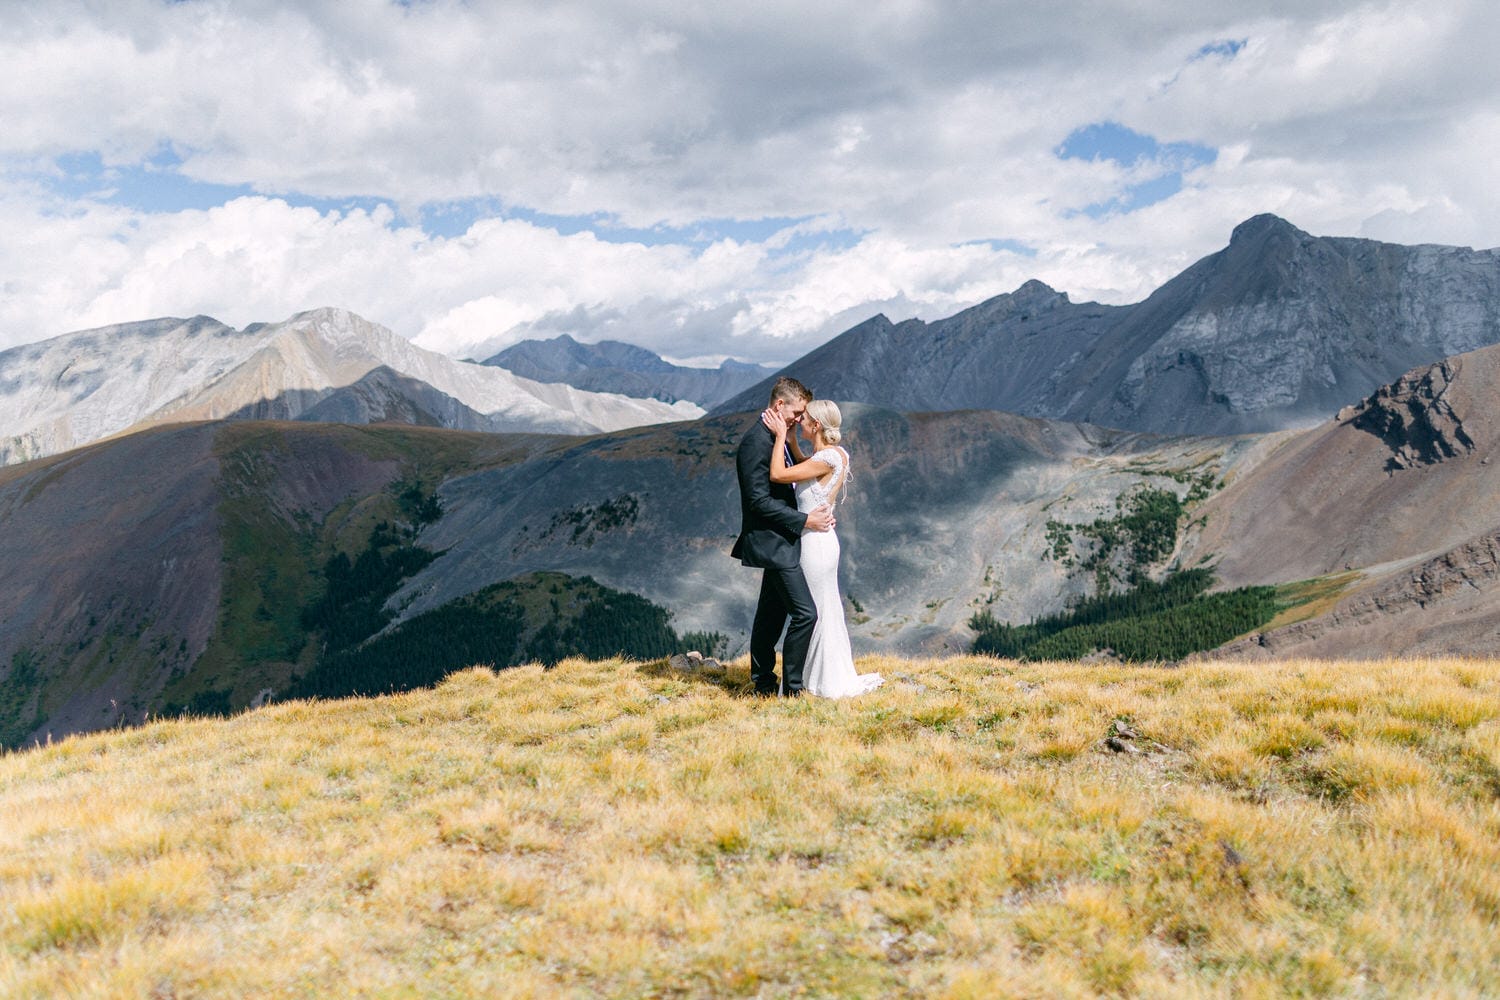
left=7, top=214, right=1500, bottom=745
left=715, top=215, right=1500, bottom=435
left=10, top=341, right=1500, bottom=745
left=0, top=308, right=701, bottom=466
left=482, top=334, right=777, bottom=408
left=0, top=405, right=1213, bottom=745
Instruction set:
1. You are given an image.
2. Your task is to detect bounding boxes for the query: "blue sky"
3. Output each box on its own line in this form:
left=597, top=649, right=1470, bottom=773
left=49, top=122, right=1209, bottom=244
left=42, top=150, right=830, bottom=247
left=1056, top=123, right=1219, bottom=219
left=1, top=1, right=1496, bottom=363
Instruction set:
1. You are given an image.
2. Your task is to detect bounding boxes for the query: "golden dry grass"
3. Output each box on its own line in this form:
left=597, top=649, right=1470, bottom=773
left=3, top=655, right=1499, bottom=998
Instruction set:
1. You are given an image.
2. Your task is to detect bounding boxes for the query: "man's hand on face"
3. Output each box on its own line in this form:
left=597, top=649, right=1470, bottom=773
left=764, top=398, right=807, bottom=437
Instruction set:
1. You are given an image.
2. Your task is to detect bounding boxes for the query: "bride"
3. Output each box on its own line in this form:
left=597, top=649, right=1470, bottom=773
left=763, top=400, right=883, bottom=698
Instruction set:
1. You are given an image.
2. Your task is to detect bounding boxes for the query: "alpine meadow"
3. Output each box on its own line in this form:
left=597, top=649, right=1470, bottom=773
left=4, top=655, right=1499, bottom=997
left=9, top=3, right=1500, bottom=997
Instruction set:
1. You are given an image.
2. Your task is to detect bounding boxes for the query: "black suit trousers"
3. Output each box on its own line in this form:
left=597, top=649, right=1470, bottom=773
left=750, top=564, right=819, bottom=695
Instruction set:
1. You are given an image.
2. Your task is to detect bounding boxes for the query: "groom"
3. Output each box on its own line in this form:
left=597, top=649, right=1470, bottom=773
left=731, top=376, right=834, bottom=696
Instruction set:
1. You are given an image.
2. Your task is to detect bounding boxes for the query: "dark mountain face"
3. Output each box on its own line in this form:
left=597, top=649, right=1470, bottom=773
left=715, top=216, right=1500, bottom=435
left=485, top=334, right=777, bottom=407
left=719, top=284, right=1124, bottom=416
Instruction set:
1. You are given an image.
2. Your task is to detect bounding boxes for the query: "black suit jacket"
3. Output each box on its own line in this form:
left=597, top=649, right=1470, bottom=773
left=730, top=421, right=808, bottom=569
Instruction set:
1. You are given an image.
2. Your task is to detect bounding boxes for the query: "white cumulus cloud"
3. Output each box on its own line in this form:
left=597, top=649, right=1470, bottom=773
left=1, top=0, right=1498, bottom=360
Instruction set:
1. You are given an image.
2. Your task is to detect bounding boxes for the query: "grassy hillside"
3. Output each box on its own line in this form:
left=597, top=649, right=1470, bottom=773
left=161, top=424, right=717, bottom=723
left=288, top=570, right=723, bottom=701
left=4, top=655, right=1498, bottom=997
left=172, top=422, right=538, bottom=716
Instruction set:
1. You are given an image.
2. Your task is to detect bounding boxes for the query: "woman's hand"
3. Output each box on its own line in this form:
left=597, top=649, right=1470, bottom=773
left=762, top=407, right=789, bottom=436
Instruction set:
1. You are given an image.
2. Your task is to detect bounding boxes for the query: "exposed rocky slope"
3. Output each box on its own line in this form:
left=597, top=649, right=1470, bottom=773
left=1181, top=344, right=1500, bottom=588
left=0, top=309, right=700, bottom=466
left=484, top=334, right=776, bottom=407
left=716, top=215, right=1500, bottom=436
left=1181, top=343, right=1500, bottom=658
left=1207, top=530, right=1500, bottom=661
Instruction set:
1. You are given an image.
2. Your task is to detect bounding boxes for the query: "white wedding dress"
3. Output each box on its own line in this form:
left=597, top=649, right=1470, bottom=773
left=796, top=447, right=883, bottom=698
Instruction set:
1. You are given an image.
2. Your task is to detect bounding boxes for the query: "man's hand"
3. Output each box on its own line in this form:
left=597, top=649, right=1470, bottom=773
left=804, top=503, right=835, bottom=532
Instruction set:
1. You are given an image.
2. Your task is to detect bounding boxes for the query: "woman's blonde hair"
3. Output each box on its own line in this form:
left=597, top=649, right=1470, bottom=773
left=805, top=399, right=842, bottom=444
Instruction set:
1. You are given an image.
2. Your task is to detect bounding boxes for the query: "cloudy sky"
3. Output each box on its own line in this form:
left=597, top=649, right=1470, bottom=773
left=3, top=0, right=1497, bottom=364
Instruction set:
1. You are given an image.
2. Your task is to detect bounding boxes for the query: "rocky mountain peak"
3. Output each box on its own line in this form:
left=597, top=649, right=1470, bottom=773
left=1214, top=214, right=1316, bottom=287
left=1344, top=356, right=1476, bottom=470
left=285, top=305, right=366, bottom=329
left=1011, top=278, right=1066, bottom=304
left=1228, top=213, right=1306, bottom=245
left=269, top=307, right=403, bottom=360
left=178, top=315, right=232, bottom=337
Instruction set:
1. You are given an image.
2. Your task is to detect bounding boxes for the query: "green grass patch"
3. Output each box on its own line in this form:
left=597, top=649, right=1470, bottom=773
left=1262, top=572, right=1362, bottom=631
left=167, top=424, right=523, bottom=717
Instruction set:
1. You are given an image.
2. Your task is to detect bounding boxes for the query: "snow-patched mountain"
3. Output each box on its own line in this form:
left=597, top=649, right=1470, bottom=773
left=0, top=308, right=701, bottom=465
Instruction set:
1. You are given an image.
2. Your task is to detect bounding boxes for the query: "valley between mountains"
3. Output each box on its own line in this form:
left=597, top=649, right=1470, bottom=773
left=5, top=214, right=1500, bottom=745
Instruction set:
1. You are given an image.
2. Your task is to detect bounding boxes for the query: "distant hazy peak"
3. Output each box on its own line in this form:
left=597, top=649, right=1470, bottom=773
left=284, top=305, right=366, bottom=326
left=0, top=306, right=699, bottom=466
left=483, top=332, right=776, bottom=407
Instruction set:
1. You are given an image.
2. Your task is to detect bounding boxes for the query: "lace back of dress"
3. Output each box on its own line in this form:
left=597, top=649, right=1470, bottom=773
left=830, top=447, right=852, bottom=507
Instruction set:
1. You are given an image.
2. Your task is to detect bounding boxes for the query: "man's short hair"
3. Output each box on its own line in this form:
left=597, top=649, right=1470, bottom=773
left=769, top=375, right=812, bottom=407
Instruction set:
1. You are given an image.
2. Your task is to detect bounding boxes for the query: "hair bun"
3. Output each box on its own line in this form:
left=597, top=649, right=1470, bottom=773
left=824, top=427, right=842, bottom=444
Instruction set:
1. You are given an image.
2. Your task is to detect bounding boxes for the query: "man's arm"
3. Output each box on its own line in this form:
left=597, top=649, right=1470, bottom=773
left=764, top=409, right=832, bottom=484
left=737, top=430, right=808, bottom=535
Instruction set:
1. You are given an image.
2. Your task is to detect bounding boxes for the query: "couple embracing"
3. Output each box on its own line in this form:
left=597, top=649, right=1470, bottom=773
left=731, top=376, right=884, bottom=699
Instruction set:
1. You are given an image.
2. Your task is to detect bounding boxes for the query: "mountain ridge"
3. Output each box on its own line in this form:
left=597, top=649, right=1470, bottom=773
left=483, top=333, right=778, bottom=407
left=12, top=337, right=1500, bottom=743
left=0, top=407, right=1239, bottom=744
left=0, top=308, right=702, bottom=466
left=715, top=215, right=1500, bottom=435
